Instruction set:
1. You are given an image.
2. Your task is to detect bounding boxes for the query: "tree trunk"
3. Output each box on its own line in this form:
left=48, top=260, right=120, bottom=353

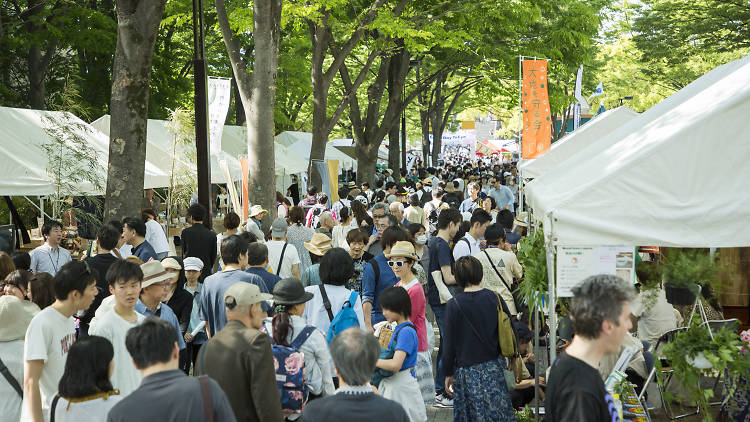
left=388, top=125, right=400, bottom=175
left=246, top=0, right=282, bottom=229
left=420, top=109, right=431, bottom=166
left=355, top=141, right=379, bottom=186
left=103, top=0, right=166, bottom=221
left=24, top=0, right=56, bottom=110
left=232, top=77, right=245, bottom=125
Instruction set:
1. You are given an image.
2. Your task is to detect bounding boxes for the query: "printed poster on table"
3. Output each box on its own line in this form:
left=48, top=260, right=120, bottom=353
left=521, top=60, right=552, bottom=159
left=556, top=246, right=635, bottom=297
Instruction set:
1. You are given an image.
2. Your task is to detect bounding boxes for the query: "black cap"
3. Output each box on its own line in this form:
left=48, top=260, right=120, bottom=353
left=272, top=278, right=314, bottom=306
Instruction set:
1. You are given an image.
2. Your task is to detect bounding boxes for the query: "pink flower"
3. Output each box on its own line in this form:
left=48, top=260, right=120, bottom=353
left=291, top=390, right=303, bottom=401
left=285, top=352, right=304, bottom=374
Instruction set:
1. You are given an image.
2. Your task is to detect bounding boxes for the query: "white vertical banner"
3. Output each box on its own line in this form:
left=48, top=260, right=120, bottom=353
left=207, top=77, right=232, bottom=155
left=573, top=102, right=581, bottom=130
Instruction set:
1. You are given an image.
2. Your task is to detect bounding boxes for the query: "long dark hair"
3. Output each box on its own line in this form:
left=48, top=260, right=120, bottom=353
left=58, top=336, right=115, bottom=398
left=272, top=304, right=293, bottom=347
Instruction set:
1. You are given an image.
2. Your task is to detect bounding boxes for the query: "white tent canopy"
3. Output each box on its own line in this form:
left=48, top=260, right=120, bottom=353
left=525, top=54, right=750, bottom=247
left=518, top=106, right=639, bottom=179
left=221, top=126, right=309, bottom=175
left=0, top=107, right=169, bottom=195
left=275, top=131, right=357, bottom=170
left=92, top=115, right=242, bottom=185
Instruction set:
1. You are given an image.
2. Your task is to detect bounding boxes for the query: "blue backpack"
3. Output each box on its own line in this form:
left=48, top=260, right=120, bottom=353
left=319, top=284, right=359, bottom=343
left=267, top=325, right=316, bottom=415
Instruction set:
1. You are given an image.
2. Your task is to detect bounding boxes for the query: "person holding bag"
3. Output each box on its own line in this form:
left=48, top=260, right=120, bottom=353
left=442, top=256, right=516, bottom=422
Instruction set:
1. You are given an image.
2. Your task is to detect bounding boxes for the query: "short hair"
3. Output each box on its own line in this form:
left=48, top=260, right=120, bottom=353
left=58, top=335, right=114, bottom=398
left=468, top=182, right=480, bottom=192
left=187, top=203, right=206, bottom=222
left=408, top=194, right=420, bottom=207
left=454, top=256, right=483, bottom=288
left=432, top=187, right=444, bottom=198
left=437, top=207, right=462, bottom=229
left=125, top=317, right=178, bottom=369
left=346, top=228, right=369, bottom=244
left=361, top=182, right=370, bottom=189
left=319, top=248, right=354, bottom=286
left=107, top=219, right=124, bottom=235
left=470, top=209, right=492, bottom=227
left=385, top=182, right=396, bottom=190
left=221, top=235, right=248, bottom=265
left=374, top=190, right=386, bottom=202
left=237, top=230, right=258, bottom=245
left=28, top=273, right=55, bottom=309
left=381, top=226, right=410, bottom=250
left=54, top=261, right=96, bottom=300
left=307, top=186, right=318, bottom=196
left=371, top=202, right=389, bottom=216
left=317, top=193, right=328, bottom=204
left=496, top=209, right=514, bottom=229
left=122, top=217, right=146, bottom=237
left=11, top=251, right=30, bottom=271
left=223, top=212, right=241, bottom=230
left=389, top=202, right=404, bottom=213
left=141, top=208, right=157, bottom=221
left=378, top=286, right=411, bottom=317
left=106, top=260, right=143, bottom=286
left=247, top=242, right=269, bottom=266
left=570, top=275, right=636, bottom=340
left=288, top=206, right=306, bottom=225
left=319, top=211, right=334, bottom=226
left=4, top=269, right=30, bottom=290
left=405, top=222, right=424, bottom=238
left=330, top=329, right=380, bottom=386
left=96, top=224, right=121, bottom=251
left=384, top=214, right=399, bottom=227
left=338, top=186, right=349, bottom=198
left=41, top=220, right=63, bottom=239
left=0, top=252, right=14, bottom=280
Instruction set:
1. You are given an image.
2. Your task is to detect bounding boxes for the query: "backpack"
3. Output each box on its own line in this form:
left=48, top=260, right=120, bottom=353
left=319, top=285, right=360, bottom=343
left=426, top=202, right=442, bottom=234
left=268, top=325, right=316, bottom=415
left=309, top=206, right=324, bottom=228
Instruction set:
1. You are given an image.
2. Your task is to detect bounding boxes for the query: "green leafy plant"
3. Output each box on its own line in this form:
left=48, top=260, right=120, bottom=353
left=613, top=377, right=633, bottom=401
left=514, top=406, right=535, bottom=422
left=660, top=249, right=722, bottom=290
left=516, top=229, right=549, bottom=322
left=164, top=108, right=196, bottom=225
left=659, top=322, right=750, bottom=421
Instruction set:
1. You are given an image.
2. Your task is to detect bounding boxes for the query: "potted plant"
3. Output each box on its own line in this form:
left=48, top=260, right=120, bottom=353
left=659, top=322, right=750, bottom=421
left=516, top=229, right=549, bottom=322
left=658, top=249, right=722, bottom=306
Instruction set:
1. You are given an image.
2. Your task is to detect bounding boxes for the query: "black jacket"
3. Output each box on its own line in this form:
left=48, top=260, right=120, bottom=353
left=180, top=223, right=217, bottom=280
left=301, top=391, right=409, bottom=422
left=81, top=253, right=118, bottom=324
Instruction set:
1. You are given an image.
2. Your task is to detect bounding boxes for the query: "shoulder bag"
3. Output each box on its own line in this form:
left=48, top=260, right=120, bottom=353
left=0, top=357, right=22, bottom=397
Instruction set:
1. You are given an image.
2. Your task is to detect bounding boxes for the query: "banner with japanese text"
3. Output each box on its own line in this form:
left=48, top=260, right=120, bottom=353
left=207, top=77, right=231, bottom=155
left=521, top=60, right=552, bottom=158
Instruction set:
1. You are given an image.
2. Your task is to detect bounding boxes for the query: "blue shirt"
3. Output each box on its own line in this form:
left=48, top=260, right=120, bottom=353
left=301, top=263, right=322, bottom=287
left=245, top=267, right=281, bottom=292
left=389, top=321, right=418, bottom=371
left=132, top=240, right=158, bottom=262
left=198, top=270, right=268, bottom=335
left=458, top=197, right=479, bottom=214
left=361, top=253, right=398, bottom=324
left=489, top=186, right=515, bottom=212
left=427, top=237, right=454, bottom=306
left=184, top=284, right=207, bottom=345
left=135, top=299, right=186, bottom=350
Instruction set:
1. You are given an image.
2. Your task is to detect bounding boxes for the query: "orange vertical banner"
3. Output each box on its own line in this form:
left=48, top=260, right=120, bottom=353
left=239, top=158, right=249, bottom=220
left=521, top=60, right=552, bottom=159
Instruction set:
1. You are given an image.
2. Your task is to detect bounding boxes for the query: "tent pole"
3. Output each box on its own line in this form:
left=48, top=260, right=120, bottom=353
left=546, top=214, right=558, bottom=365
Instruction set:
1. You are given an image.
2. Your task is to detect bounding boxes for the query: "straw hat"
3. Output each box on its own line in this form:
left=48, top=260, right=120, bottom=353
left=249, top=205, right=268, bottom=218
left=304, top=232, right=333, bottom=256
left=0, top=296, right=39, bottom=341
left=514, top=212, right=529, bottom=228
left=140, top=261, right=174, bottom=288
left=385, top=241, right=419, bottom=261
left=422, top=178, right=433, bottom=186
left=272, top=278, right=314, bottom=306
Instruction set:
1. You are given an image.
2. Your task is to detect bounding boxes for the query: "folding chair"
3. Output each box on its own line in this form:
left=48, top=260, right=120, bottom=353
left=698, top=318, right=741, bottom=406
left=637, top=327, right=700, bottom=420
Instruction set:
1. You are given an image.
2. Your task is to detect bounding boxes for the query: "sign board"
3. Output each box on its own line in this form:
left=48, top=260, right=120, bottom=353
left=556, top=246, right=635, bottom=297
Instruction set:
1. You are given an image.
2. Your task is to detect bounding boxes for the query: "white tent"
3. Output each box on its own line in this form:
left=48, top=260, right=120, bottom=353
left=518, top=106, right=639, bottom=179
left=525, top=54, right=750, bottom=247
left=0, top=107, right=169, bottom=195
left=92, top=115, right=242, bottom=185
left=221, top=126, right=309, bottom=175
left=275, top=131, right=357, bottom=170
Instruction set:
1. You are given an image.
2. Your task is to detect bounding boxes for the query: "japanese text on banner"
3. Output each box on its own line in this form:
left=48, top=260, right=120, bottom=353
left=521, top=60, right=552, bottom=159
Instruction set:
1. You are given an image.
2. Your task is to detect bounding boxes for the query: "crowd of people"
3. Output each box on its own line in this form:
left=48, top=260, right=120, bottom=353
left=0, top=156, right=696, bottom=422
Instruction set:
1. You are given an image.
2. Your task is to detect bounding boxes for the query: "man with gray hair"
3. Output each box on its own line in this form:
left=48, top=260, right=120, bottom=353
left=545, top=274, right=635, bottom=422
left=314, top=211, right=336, bottom=238
left=365, top=202, right=391, bottom=256
left=389, top=201, right=405, bottom=225
left=301, top=328, right=409, bottom=421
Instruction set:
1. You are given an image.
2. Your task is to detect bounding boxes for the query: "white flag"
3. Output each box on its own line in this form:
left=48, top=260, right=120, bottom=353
left=207, top=77, right=232, bottom=156
left=588, top=81, right=604, bottom=99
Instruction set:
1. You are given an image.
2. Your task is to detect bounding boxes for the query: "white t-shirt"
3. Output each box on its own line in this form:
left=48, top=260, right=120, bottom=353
left=89, top=309, right=146, bottom=396
left=145, top=219, right=170, bottom=254
left=21, top=307, right=76, bottom=422
left=52, top=395, right=122, bottom=422
left=631, top=287, right=678, bottom=346
left=0, top=340, right=24, bottom=422
left=266, top=239, right=300, bottom=279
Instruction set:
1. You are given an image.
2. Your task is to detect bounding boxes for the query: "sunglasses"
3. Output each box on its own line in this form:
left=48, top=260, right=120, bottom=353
left=387, top=260, right=406, bottom=268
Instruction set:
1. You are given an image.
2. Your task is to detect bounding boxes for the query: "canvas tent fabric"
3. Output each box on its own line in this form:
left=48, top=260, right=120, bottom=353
left=518, top=106, right=638, bottom=179
left=92, top=115, right=242, bottom=185
left=275, top=131, right=357, bottom=170
left=0, top=107, right=169, bottom=195
left=221, top=126, right=308, bottom=175
left=525, top=54, right=750, bottom=248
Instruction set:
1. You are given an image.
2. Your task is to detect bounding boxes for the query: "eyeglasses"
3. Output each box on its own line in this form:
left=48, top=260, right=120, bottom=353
left=387, top=260, right=406, bottom=268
